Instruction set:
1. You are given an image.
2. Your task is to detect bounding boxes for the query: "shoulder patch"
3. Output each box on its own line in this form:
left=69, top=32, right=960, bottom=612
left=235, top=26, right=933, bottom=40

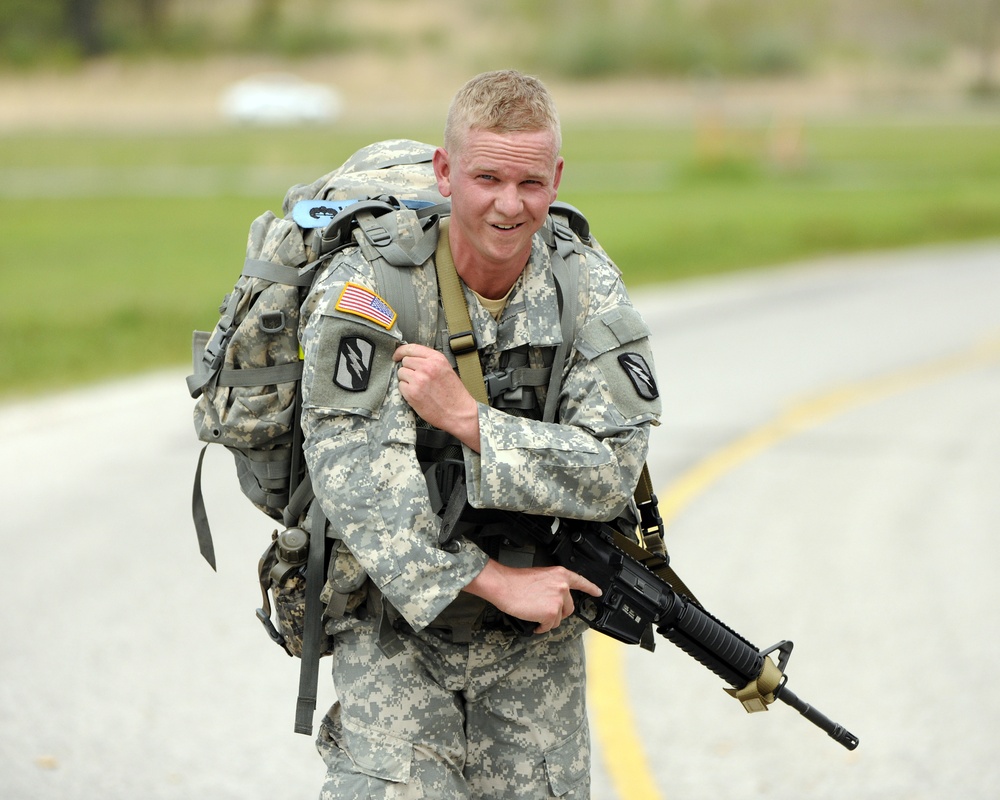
left=335, top=282, right=397, bottom=330
left=334, top=336, right=375, bottom=392
left=618, top=353, right=659, bottom=401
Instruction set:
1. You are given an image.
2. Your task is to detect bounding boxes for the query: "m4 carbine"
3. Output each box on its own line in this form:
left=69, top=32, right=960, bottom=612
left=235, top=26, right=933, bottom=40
left=443, top=494, right=859, bottom=751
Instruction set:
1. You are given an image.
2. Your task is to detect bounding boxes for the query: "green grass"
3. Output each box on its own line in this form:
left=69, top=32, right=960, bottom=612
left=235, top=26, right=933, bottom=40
left=2, top=119, right=999, bottom=398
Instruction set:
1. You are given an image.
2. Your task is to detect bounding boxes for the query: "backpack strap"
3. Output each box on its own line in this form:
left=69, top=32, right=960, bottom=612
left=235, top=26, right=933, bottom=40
left=356, top=207, right=439, bottom=267
left=542, top=215, right=581, bottom=424
left=294, top=497, right=328, bottom=735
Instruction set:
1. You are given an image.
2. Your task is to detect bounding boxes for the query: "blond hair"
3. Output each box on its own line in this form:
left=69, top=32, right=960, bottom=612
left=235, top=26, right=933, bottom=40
left=444, top=69, right=561, bottom=156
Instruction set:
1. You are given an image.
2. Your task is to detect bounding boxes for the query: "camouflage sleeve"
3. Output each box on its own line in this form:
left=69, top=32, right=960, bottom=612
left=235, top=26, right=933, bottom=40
left=464, top=260, right=661, bottom=521
left=300, top=252, right=488, bottom=631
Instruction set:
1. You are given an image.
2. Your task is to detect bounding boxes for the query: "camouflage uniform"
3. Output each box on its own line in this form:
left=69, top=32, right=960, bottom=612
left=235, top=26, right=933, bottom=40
left=300, top=205, right=661, bottom=798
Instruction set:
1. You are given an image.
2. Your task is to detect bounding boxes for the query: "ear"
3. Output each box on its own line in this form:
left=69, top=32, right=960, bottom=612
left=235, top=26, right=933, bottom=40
left=433, top=147, right=453, bottom=198
left=551, top=156, right=564, bottom=199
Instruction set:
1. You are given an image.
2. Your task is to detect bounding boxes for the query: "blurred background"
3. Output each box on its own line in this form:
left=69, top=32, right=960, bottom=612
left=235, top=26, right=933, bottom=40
left=1, top=0, right=999, bottom=398
left=2, top=4, right=1000, bottom=800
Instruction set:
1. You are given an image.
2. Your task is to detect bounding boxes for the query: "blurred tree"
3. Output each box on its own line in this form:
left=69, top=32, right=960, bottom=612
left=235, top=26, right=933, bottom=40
left=66, top=0, right=104, bottom=55
left=137, top=0, right=168, bottom=41
left=248, top=0, right=283, bottom=44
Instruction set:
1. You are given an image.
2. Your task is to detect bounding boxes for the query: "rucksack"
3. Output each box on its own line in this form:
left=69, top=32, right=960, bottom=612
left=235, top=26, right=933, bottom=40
left=186, top=139, right=447, bottom=568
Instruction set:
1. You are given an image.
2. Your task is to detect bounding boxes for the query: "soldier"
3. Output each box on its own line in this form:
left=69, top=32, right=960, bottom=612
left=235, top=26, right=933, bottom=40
left=300, top=69, right=661, bottom=798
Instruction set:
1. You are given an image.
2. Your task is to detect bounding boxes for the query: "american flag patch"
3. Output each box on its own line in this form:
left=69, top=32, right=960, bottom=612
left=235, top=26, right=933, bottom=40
left=334, top=282, right=397, bottom=330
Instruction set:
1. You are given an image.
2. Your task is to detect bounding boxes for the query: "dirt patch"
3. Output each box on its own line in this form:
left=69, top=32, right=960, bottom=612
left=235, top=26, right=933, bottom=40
left=0, top=53, right=990, bottom=134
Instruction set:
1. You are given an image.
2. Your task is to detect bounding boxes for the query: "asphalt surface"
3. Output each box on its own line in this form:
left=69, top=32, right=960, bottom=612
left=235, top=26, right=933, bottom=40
left=2, top=241, right=998, bottom=799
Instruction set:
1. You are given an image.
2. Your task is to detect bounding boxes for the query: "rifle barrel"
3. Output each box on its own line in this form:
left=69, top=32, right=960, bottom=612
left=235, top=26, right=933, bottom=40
left=776, top=684, right=860, bottom=750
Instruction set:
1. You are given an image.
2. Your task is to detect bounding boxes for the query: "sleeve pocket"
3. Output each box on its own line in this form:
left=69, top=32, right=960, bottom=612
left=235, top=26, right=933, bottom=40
left=576, top=306, right=651, bottom=360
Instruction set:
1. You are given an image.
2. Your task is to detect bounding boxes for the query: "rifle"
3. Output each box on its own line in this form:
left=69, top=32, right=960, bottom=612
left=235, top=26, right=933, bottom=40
left=441, top=488, right=860, bottom=751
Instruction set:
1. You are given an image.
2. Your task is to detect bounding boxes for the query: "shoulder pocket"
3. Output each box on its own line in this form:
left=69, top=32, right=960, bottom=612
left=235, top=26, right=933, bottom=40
left=576, top=306, right=651, bottom=360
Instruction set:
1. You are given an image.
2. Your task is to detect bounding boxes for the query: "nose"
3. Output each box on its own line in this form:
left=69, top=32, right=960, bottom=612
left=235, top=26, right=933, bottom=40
left=494, top=182, right=522, bottom=217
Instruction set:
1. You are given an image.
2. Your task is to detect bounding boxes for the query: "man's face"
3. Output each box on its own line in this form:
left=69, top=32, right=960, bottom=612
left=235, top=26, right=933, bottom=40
left=434, top=127, right=563, bottom=276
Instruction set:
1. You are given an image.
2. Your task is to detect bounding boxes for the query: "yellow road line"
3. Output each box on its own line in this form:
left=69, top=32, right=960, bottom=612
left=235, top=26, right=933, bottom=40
left=659, top=332, right=1000, bottom=527
left=588, top=332, right=1000, bottom=799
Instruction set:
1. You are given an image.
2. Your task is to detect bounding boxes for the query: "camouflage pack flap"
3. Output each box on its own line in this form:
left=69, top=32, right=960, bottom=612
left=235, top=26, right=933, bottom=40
left=282, top=139, right=444, bottom=213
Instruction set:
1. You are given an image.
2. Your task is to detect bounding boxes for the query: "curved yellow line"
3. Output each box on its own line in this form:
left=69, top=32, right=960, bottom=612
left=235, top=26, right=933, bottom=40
left=588, top=332, right=1000, bottom=799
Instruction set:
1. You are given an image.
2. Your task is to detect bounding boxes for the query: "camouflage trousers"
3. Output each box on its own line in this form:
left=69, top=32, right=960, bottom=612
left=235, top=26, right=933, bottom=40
left=316, top=616, right=591, bottom=799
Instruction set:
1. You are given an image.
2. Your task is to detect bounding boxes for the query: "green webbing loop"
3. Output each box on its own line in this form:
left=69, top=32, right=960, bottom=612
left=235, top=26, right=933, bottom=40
left=242, top=258, right=316, bottom=287
left=215, top=361, right=303, bottom=388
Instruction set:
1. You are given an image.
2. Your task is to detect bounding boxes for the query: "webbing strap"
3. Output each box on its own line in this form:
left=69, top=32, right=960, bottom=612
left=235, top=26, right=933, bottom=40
left=542, top=227, right=579, bottom=424
left=357, top=209, right=439, bottom=268
left=434, top=218, right=488, bottom=404
left=242, top=258, right=317, bottom=287
left=635, top=463, right=655, bottom=506
left=215, top=361, right=303, bottom=388
left=609, top=527, right=700, bottom=607
left=295, top=501, right=328, bottom=735
left=192, top=444, right=216, bottom=571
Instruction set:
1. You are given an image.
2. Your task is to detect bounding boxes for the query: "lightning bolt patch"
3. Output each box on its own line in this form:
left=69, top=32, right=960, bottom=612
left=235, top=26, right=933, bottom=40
left=618, top=353, right=659, bottom=401
left=334, top=336, right=375, bottom=392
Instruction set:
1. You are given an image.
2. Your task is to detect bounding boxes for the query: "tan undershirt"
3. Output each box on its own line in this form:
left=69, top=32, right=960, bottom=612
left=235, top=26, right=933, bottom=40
left=437, top=217, right=514, bottom=322
left=471, top=285, right=514, bottom=321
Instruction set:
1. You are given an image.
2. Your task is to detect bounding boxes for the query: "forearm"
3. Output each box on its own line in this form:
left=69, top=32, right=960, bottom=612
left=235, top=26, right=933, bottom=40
left=464, top=404, right=651, bottom=521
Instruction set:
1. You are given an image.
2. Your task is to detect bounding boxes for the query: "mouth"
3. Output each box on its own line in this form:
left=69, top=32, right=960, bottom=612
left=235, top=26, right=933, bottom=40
left=491, top=222, right=523, bottom=231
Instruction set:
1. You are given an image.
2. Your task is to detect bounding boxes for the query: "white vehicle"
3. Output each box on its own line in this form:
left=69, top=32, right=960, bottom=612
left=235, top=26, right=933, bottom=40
left=220, top=73, right=342, bottom=126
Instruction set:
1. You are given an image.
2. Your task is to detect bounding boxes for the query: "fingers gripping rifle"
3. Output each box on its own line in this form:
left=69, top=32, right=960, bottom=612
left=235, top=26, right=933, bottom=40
left=443, top=488, right=859, bottom=751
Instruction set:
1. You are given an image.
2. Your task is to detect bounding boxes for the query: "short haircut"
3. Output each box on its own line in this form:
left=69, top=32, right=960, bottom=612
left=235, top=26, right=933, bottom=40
left=444, top=69, right=562, bottom=156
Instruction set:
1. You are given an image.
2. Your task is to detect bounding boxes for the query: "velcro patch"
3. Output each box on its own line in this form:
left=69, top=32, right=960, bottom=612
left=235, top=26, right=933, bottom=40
left=618, top=353, right=659, bottom=400
left=335, top=282, right=397, bottom=330
left=334, top=336, right=375, bottom=392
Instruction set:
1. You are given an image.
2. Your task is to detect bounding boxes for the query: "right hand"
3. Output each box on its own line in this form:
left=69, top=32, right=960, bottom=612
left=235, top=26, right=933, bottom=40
left=463, top=559, right=603, bottom=634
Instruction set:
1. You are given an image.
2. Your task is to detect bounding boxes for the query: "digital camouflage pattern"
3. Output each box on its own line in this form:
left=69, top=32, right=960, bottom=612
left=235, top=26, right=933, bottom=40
left=299, top=205, right=660, bottom=796
left=300, top=220, right=660, bottom=630
left=316, top=617, right=592, bottom=799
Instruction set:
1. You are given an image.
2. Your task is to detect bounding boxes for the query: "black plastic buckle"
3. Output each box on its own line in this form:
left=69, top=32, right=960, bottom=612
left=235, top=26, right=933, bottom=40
left=637, top=493, right=664, bottom=539
left=449, top=331, right=477, bottom=355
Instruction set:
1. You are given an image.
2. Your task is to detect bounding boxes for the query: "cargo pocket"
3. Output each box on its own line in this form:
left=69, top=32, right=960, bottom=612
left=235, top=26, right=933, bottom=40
left=340, top=711, right=414, bottom=785
left=543, top=721, right=590, bottom=797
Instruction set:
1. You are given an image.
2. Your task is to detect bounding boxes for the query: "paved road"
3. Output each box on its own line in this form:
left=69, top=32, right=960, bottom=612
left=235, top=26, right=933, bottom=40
left=2, top=241, right=998, bottom=799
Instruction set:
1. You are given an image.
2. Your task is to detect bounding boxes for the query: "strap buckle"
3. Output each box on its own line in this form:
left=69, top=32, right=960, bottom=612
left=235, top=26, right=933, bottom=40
left=637, top=493, right=664, bottom=540
left=449, top=330, right=477, bottom=355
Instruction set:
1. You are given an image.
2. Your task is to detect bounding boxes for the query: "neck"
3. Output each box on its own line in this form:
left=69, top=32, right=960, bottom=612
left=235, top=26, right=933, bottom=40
left=444, top=220, right=528, bottom=299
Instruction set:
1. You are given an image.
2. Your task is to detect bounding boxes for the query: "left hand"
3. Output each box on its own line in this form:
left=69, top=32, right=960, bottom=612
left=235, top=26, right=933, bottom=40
left=393, top=343, right=481, bottom=451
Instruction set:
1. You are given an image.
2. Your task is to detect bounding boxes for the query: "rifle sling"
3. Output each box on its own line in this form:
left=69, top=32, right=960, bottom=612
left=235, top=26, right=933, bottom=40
left=434, top=218, right=489, bottom=404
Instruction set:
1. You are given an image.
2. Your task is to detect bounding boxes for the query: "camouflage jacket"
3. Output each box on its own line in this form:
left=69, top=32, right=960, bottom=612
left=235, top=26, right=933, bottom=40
left=299, top=216, right=661, bottom=631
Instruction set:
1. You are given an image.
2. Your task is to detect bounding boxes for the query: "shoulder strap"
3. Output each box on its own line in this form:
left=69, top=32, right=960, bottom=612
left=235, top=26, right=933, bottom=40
left=434, top=218, right=488, bottom=403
